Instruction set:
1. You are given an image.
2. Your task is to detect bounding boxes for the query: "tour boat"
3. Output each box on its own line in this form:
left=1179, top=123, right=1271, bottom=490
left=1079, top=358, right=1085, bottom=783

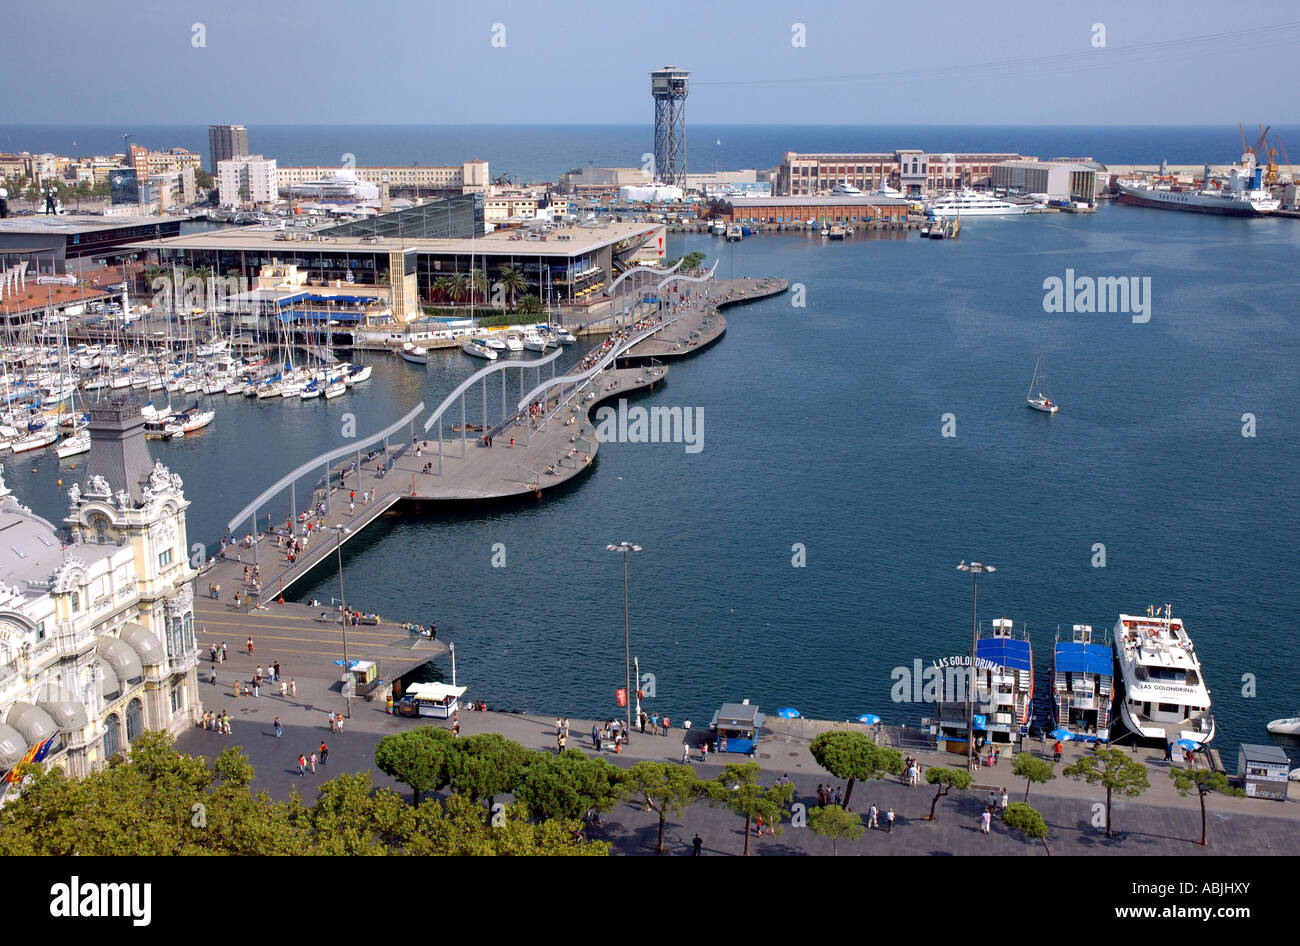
left=461, top=338, right=497, bottom=360
left=1050, top=624, right=1113, bottom=742
left=1026, top=354, right=1059, bottom=413
left=1112, top=606, right=1215, bottom=746
left=974, top=618, right=1035, bottom=747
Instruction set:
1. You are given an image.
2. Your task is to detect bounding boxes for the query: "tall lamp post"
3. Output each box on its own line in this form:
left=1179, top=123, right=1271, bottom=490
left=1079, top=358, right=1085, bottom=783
left=606, top=542, right=642, bottom=740
left=333, top=526, right=352, bottom=717
left=956, top=560, right=994, bottom=771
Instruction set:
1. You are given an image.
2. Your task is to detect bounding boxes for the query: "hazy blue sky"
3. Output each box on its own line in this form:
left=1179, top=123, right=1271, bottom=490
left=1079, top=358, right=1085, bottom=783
left=5, top=0, right=1297, bottom=125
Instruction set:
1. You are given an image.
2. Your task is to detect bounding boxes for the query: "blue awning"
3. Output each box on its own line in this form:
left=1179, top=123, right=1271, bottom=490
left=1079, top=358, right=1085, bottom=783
left=977, top=637, right=1032, bottom=672
left=1054, top=642, right=1111, bottom=676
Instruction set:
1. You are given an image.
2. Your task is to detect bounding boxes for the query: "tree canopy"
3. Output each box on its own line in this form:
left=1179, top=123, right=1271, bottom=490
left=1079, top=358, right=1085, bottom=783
left=1063, top=747, right=1150, bottom=839
left=809, top=731, right=904, bottom=809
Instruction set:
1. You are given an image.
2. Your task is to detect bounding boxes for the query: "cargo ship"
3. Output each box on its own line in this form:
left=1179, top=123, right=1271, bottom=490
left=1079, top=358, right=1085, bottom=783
left=1116, top=155, right=1278, bottom=216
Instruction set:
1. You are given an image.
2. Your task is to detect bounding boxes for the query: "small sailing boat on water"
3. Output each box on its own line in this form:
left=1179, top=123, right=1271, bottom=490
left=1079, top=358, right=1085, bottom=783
left=1026, top=353, right=1059, bottom=414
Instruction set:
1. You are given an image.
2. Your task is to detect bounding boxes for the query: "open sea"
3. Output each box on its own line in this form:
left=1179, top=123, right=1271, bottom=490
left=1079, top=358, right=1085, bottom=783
left=9, top=125, right=1300, bottom=754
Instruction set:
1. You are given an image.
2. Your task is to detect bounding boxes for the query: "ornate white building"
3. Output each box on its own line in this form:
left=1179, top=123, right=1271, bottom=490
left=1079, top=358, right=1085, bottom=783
left=0, top=397, right=199, bottom=792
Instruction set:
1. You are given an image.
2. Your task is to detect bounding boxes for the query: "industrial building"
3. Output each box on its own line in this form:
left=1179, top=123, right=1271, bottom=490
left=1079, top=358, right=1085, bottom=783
left=559, top=167, right=652, bottom=196
left=716, top=194, right=911, bottom=225
left=277, top=160, right=489, bottom=196
left=775, top=150, right=1026, bottom=197
left=990, top=160, right=1097, bottom=204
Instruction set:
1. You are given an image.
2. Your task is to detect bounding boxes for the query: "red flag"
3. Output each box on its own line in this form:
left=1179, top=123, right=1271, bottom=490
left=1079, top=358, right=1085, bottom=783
left=615, top=688, right=627, bottom=707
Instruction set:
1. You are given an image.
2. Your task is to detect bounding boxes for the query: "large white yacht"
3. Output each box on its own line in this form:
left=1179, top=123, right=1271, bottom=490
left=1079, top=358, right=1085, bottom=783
left=1112, top=606, right=1215, bottom=746
left=924, top=188, right=1032, bottom=218
left=830, top=181, right=864, bottom=196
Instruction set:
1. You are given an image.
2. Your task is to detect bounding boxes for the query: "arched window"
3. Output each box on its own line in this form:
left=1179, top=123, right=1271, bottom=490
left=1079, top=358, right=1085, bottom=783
left=125, top=698, right=144, bottom=743
left=103, top=713, right=122, bottom=759
left=70, top=591, right=80, bottom=612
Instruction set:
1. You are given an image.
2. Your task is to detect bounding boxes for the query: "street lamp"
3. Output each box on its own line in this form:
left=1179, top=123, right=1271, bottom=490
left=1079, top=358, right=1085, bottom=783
left=333, top=526, right=352, bottom=717
left=606, top=542, right=642, bottom=739
left=956, top=560, right=994, bottom=772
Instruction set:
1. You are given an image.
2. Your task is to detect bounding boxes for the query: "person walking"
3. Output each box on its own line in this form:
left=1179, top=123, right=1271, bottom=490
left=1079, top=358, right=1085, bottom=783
left=320, top=742, right=328, bottom=765
left=220, top=642, right=227, bottom=662
left=868, top=804, right=879, bottom=829
left=279, top=679, right=287, bottom=698
left=639, top=710, right=647, bottom=734
left=247, top=637, right=254, bottom=656
left=700, top=740, right=708, bottom=764
left=298, top=754, right=307, bottom=777
left=681, top=742, right=690, bottom=764
left=329, top=712, right=337, bottom=734
left=557, top=731, right=567, bottom=753
left=692, top=833, right=703, bottom=856
left=451, top=715, right=460, bottom=738
left=980, top=809, right=992, bottom=835
left=661, top=716, right=670, bottom=737
left=309, top=752, right=318, bottom=774
left=209, top=666, right=216, bottom=685
left=273, top=661, right=281, bottom=682
left=289, top=679, right=296, bottom=698
left=886, top=808, right=895, bottom=834
left=1053, top=739, right=1063, bottom=763
left=273, top=717, right=282, bottom=738
left=1000, top=787, right=1009, bottom=810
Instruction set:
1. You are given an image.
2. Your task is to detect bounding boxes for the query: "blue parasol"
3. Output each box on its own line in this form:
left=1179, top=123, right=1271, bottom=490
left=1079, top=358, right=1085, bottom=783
left=1176, top=738, right=1201, bottom=751
left=1049, top=729, right=1073, bottom=741
left=857, top=714, right=882, bottom=725
left=777, top=707, right=801, bottom=719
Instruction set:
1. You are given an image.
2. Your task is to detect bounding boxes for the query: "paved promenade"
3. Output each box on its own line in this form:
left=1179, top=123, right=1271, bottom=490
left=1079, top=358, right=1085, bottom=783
left=175, top=647, right=1300, bottom=855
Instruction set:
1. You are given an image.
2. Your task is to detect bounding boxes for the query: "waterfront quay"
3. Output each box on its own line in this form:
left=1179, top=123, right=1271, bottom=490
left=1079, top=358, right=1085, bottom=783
left=173, top=651, right=1300, bottom=856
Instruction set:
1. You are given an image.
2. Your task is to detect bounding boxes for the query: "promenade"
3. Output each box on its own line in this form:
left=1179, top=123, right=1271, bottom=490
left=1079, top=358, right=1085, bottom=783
left=174, top=641, right=1300, bottom=855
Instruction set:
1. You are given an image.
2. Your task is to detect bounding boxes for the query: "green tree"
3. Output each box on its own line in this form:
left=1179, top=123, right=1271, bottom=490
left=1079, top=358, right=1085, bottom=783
left=449, top=272, right=471, bottom=304
left=1011, top=752, right=1056, bottom=802
left=923, top=766, right=972, bottom=821
left=704, top=762, right=796, bottom=856
left=515, top=293, right=543, bottom=315
left=447, top=732, right=531, bottom=811
left=496, top=265, right=528, bottom=308
left=405, top=793, right=607, bottom=856
left=431, top=275, right=455, bottom=304
left=374, top=726, right=456, bottom=806
left=194, top=167, right=214, bottom=190
left=1063, top=747, right=1150, bottom=839
left=1170, top=767, right=1244, bottom=847
left=513, top=749, right=624, bottom=821
left=808, top=803, right=864, bottom=856
left=624, top=760, right=703, bottom=854
left=1002, top=801, right=1050, bottom=855
left=809, top=730, right=904, bottom=810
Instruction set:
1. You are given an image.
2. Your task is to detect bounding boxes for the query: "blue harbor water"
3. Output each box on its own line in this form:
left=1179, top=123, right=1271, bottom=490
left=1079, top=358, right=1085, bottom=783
left=11, top=199, right=1300, bottom=753
left=7, top=124, right=1300, bottom=181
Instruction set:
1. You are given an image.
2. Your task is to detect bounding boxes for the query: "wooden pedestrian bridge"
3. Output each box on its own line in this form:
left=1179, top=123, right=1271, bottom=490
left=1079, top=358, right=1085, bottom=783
left=199, top=267, right=785, bottom=601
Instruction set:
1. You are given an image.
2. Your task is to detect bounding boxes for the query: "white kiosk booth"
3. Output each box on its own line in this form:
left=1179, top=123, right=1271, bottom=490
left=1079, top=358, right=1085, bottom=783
left=404, top=683, right=467, bottom=719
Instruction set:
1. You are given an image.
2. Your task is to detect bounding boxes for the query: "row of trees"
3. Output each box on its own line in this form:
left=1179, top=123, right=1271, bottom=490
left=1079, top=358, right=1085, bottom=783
left=373, top=727, right=797, bottom=856
left=0, top=732, right=602, bottom=856
left=809, top=731, right=1243, bottom=851
left=2, top=175, right=111, bottom=209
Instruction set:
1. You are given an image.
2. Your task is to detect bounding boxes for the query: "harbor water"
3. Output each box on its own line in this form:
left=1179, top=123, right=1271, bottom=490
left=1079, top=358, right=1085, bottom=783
left=12, top=204, right=1300, bottom=751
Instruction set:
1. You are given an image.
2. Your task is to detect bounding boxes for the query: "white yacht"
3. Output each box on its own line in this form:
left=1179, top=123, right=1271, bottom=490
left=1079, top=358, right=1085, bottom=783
left=503, top=333, right=524, bottom=352
left=871, top=181, right=908, bottom=200
left=55, top=429, right=91, bottom=459
left=1112, top=607, right=1215, bottom=746
left=724, top=223, right=743, bottom=242
left=555, top=326, right=577, bottom=345
left=1026, top=354, right=1059, bottom=414
left=461, top=338, right=498, bottom=360
left=830, top=181, right=864, bottom=196
left=924, top=188, right=1032, bottom=218
left=484, top=335, right=507, bottom=351
left=521, top=330, right=547, bottom=353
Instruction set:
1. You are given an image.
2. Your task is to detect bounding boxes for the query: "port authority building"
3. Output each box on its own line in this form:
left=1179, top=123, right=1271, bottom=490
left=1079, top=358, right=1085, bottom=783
left=991, top=161, right=1098, bottom=204
left=776, top=151, right=1025, bottom=196
left=717, top=194, right=911, bottom=226
left=0, top=397, right=201, bottom=794
left=130, top=195, right=667, bottom=317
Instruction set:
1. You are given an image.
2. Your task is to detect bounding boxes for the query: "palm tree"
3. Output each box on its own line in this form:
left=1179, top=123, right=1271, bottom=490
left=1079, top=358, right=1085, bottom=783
left=449, top=272, right=471, bottom=305
left=516, top=293, right=543, bottom=315
left=431, top=275, right=455, bottom=305
left=496, top=266, right=528, bottom=309
left=376, top=270, right=390, bottom=287
left=469, top=268, right=488, bottom=305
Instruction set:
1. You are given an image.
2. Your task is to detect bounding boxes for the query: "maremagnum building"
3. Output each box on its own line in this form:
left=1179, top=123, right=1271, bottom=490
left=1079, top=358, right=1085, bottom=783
left=130, top=195, right=667, bottom=317
left=0, top=397, right=200, bottom=794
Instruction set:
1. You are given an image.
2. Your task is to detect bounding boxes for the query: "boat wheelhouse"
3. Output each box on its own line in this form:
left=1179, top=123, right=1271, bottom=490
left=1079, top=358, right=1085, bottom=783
left=1051, top=624, right=1112, bottom=742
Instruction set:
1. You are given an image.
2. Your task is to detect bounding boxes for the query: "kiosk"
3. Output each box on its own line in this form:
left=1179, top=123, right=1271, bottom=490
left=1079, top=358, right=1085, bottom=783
left=709, top=702, right=763, bottom=754
left=400, top=682, right=467, bottom=719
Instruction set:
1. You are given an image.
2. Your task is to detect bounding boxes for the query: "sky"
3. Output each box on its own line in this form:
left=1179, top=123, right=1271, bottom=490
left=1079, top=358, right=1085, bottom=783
left=3, top=0, right=1297, bottom=125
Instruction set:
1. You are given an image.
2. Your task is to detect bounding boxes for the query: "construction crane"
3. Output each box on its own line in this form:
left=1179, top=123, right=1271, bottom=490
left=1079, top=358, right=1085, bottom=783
left=1268, top=134, right=1292, bottom=185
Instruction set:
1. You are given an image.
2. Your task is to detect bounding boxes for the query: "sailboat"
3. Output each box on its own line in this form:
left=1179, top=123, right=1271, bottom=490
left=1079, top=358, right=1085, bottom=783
left=1026, top=354, right=1059, bottom=413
